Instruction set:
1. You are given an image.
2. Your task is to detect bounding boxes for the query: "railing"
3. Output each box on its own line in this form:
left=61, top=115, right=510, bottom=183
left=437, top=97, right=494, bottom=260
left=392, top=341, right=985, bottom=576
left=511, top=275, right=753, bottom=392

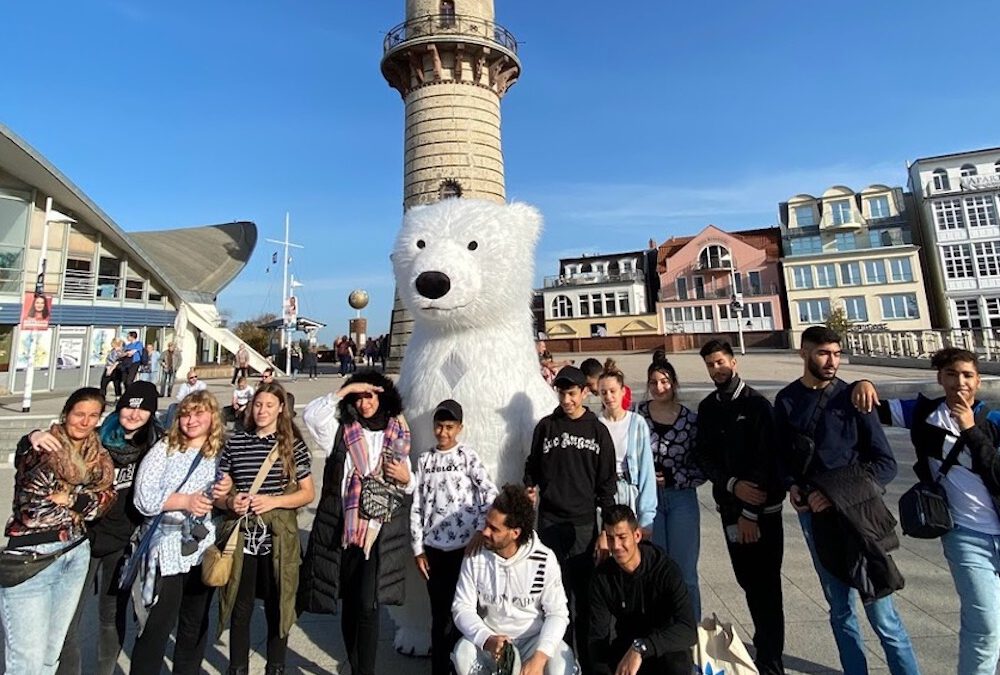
left=846, top=328, right=1000, bottom=362
left=383, top=14, right=518, bottom=54
left=63, top=268, right=95, bottom=300
left=661, top=283, right=778, bottom=302
left=544, top=270, right=644, bottom=288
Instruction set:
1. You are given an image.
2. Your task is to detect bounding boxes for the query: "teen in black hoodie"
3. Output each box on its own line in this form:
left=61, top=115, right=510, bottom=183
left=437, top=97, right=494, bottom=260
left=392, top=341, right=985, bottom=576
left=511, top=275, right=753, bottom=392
left=524, top=366, right=616, bottom=674
left=589, top=505, right=696, bottom=675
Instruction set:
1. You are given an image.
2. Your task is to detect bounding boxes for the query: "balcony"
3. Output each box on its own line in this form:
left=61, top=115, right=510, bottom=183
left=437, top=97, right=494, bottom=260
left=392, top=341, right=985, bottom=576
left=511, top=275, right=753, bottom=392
left=660, top=283, right=778, bottom=303
left=383, top=14, right=518, bottom=55
left=544, top=270, right=644, bottom=288
left=821, top=214, right=862, bottom=230
left=695, top=259, right=732, bottom=273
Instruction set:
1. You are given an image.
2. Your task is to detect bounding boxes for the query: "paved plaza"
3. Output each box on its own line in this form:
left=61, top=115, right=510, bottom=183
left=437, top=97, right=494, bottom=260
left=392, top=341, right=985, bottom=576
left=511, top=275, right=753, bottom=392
left=0, top=351, right=987, bottom=673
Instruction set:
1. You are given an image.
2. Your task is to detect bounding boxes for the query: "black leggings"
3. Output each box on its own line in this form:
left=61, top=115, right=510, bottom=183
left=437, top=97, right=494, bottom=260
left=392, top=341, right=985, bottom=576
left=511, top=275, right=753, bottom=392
left=340, top=545, right=381, bottom=675
left=424, top=546, right=464, bottom=675
left=58, top=549, right=129, bottom=675
left=130, top=569, right=213, bottom=675
left=229, top=552, right=287, bottom=669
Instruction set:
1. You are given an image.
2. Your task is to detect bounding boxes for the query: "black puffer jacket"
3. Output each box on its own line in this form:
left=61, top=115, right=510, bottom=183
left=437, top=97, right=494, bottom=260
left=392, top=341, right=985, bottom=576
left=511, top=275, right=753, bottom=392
left=811, top=463, right=904, bottom=602
left=297, top=424, right=412, bottom=614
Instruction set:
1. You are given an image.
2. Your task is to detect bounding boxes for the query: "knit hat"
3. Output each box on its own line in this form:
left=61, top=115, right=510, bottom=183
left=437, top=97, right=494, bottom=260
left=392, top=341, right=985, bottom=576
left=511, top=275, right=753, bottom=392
left=117, top=380, right=158, bottom=414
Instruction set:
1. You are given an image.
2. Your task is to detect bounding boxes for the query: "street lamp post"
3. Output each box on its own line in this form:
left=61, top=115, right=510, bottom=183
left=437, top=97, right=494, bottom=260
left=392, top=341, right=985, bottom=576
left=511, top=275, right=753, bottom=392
left=21, top=198, right=75, bottom=412
left=729, top=267, right=746, bottom=356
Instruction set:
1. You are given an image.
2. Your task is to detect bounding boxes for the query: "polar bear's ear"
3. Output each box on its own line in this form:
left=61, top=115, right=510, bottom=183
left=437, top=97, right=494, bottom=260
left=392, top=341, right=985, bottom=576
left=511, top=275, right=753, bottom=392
left=506, top=202, right=543, bottom=242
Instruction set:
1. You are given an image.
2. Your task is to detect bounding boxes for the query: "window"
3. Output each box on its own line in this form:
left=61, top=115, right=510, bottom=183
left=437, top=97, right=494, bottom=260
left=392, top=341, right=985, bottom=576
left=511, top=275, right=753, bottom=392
left=933, top=168, right=951, bottom=191
left=698, top=245, right=731, bottom=270
left=0, top=191, right=30, bottom=293
left=97, top=256, right=122, bottom=299
left=439, top=179, right=462, bottom=199
left=565, top=264, right=582, bottom=277
left=579, top=295, right=589, bottom=317
left=864, top=259, right=886, bottom=284
left=797, top=299, right=830, bottom=323
left=791, top=266, right=814, bottom=289
left=440, top=0, right=456, bottom=26
left=881, top=293, right=919, bottom=320
left=834, top=232, right=856, bottom=251
left=789, top=235, right=822, bottom=255
left=840, top=261, right=862, bottom=286
left=943, top=244, right=975, bottom=279
left=960, top=164, right=978, bottom=178
left=604, top=292, right=616, bottom=315
left=794, top=205, right=817, bottom=227
left=869, top=230, right=895, bottom=248
left=974, top=241, right=1000, bottom=277
left=733, top=271, right=743, bottom=294
left=830, top=199, right=853, bottom=226
left=551, top=295, right=573, bottom=318
left=125, top=278, right=145, bottom=301
left=617, top=291, right=630, bottom=314
left=748, top=270, right=762, bottom=294
left=814, top=264, right=836, bottom=288
left=663, top=305, right=714, bottom=332
left=888, top=258, right=913, bottom=282
left=995, top=160, right=1000, bottom=175
left=955, top=299, right=983, bottom=329
left=693, top=277, right=705, bottom=299
left=933, top=199, right=966, bottom=230
left=676, top=277, right=688, bottom=300
left=619, top=258, right=635, bottom=275
left=867, top=195, right=891, bottom=219
left=965, top=195, right=999, bottom=228
left=843, top=296, right=868, bottom=322
left=986, top=298, right=1000, bottom=327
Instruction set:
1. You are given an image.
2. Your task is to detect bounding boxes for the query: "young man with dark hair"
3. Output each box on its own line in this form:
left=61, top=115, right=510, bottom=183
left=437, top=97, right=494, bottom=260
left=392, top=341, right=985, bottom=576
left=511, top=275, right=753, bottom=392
left=774, top=326, right=919, bottom=674
left=579, top=358, right=604, bottom=413
left=525, top=366, right=617, bottom=674
left=695, top=338, right=786, bottom=675
left=588, top=504, right=696, bottom=675
left=451, top=484, right=577, bottom=675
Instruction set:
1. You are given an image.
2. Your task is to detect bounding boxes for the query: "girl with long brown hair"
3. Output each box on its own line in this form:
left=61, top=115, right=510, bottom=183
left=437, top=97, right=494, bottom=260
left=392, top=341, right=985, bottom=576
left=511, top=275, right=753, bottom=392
left=0, top=387, right=115, bottom=674
left=129, top=389, right=231, bottom=675
left=216, top=382, right=315, bottom=675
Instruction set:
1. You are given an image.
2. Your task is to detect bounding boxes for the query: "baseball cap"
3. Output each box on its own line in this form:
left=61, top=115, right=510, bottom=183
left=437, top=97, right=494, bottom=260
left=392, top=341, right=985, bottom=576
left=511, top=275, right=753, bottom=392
left=553, top=366, right=587, bottom=389
left=433, top=399, right=463, bottom=423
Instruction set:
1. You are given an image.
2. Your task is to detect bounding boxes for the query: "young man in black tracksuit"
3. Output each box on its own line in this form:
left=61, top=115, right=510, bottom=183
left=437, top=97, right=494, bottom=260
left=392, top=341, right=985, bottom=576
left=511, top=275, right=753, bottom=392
left=694, top=340, right=786, bottom=675
left=525, top=366, right=617, bottom=675
left=589, top=505, right=696, bottom=675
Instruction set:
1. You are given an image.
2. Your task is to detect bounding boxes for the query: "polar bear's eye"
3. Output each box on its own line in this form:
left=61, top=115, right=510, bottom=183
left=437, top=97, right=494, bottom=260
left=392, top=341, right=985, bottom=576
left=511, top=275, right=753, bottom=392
left=467, top=241, right=478, bottom=251
left=416, top=239, right=426, bottom=249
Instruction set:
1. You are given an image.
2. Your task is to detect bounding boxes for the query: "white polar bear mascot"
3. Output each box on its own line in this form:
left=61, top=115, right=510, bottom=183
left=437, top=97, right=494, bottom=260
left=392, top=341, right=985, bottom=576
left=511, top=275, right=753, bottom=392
left=388, top=198, right=558, bottom=654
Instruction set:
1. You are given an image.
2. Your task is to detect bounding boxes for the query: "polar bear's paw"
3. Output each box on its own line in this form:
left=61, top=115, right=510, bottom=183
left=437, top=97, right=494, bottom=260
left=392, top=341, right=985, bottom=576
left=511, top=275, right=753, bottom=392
left=393, top=626, right=432, bottom=656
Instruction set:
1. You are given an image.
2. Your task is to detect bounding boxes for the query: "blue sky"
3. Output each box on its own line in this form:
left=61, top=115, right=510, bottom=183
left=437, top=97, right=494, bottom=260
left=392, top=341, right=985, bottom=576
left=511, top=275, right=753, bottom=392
left=3, top=0, right=999, bottom=341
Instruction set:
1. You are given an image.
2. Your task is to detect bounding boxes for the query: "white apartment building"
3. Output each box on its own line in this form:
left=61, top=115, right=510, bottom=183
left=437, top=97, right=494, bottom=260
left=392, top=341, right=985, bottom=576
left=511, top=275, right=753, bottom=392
left=779, top=184, right=931, bottom=345
left=908, top=148, right=1000, bottom=329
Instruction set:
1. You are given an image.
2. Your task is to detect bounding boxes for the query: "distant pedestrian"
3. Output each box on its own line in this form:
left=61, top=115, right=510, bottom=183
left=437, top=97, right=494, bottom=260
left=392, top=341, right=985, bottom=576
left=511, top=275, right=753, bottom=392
left=304, top=345, right=319, bottom=380
left=232, top=344, right=250, bottom=385
left=101, top=338, right=125, bottom=399
left=122, top=331, right=144, bottom=388
left=335, top=337, right=353, bottom=377
left=160, top=342, right=181, bottom=398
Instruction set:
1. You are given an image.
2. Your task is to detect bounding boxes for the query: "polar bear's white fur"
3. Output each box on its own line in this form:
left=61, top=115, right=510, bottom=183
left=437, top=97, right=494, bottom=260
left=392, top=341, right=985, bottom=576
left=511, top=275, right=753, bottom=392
left=388, top=199, right=558, bottom=654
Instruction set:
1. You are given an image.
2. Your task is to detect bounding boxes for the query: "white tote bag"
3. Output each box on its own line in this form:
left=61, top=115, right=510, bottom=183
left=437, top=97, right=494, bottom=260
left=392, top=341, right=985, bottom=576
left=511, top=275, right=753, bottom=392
left=693, top=613, right=759, bottom=675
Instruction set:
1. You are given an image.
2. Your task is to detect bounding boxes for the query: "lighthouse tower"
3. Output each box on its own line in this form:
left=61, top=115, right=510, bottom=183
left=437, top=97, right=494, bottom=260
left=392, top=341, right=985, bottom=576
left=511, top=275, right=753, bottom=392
left=381, top=0, right=521, bottom=368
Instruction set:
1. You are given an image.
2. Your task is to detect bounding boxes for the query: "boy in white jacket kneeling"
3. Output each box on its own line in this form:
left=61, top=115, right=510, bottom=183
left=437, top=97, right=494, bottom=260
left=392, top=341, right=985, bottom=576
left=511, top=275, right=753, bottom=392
left=451, top=485, right=580, bottom=675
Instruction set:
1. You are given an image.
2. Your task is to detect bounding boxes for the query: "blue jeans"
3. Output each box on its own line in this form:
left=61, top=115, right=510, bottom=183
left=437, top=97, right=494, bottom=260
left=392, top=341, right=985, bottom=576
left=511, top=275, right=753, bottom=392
left=942, top=525, right=1000, bottom=675
left=0, top=539, right=91, bottom=674
left=798, top=513, right=920, bottom=674
left=651, top=486, right=701, bottom=619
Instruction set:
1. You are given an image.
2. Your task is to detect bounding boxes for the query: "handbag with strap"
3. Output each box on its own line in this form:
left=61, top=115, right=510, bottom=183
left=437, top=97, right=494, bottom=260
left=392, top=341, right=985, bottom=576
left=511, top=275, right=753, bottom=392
left=0, top=535, right=88, bottom=588
left=119, top=452, right=204, bottom=590
left=694, top=613, right=759, bottom=675
left=898, top=406, right=988, bottom=539
left=358, top=416, right=410, bottom=523
left=202, top=442, right=280, bottom=587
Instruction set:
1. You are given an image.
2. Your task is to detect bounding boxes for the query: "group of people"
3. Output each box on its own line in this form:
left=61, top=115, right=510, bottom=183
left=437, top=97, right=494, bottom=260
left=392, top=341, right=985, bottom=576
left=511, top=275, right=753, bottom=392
left=0, top=373, right=313, bottom=675
left=2, top=324, right=1000, bottom=674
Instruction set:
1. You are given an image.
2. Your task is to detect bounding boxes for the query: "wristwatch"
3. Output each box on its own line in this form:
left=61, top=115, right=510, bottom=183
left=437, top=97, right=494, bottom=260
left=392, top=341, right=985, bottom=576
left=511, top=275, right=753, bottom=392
left=630, top=638, right=648, bottom=658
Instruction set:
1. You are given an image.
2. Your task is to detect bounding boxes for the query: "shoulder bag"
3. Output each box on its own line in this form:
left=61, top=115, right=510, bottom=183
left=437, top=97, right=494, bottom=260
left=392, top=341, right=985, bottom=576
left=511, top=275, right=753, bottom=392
left=359, top=417, right=409, bottom=523
left=202, top=443, right=280, bottom=587
left=0, top=535, right=88, bottom=588
left=119, top=451, right=204, bottom=590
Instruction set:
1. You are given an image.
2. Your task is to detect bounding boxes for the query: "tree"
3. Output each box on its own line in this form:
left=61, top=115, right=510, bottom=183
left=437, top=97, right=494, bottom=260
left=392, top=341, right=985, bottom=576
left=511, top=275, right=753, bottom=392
left=231, top=312, right=278, bottom=355
left=825, top=306, right=852, bottom=344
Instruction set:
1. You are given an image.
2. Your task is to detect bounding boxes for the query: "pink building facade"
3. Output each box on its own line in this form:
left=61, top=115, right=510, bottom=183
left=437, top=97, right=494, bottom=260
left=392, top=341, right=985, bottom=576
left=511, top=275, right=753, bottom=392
left=656, top=225, right=788, bottom=341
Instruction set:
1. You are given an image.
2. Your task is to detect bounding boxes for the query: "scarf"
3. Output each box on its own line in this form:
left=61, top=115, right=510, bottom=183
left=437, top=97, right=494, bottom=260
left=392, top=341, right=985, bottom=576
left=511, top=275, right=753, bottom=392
left=99, top=415, right=149, bottom=467
left=48, top=423, right=115, bottom=491
left=342, top=415, right=410, bottom=556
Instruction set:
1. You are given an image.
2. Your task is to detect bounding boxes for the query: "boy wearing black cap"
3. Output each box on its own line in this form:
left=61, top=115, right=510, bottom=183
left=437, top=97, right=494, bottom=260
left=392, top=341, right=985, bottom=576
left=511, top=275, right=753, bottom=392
left=524, top=366, right=617, bottom=674
left=410, top=399, right=499, bottom=675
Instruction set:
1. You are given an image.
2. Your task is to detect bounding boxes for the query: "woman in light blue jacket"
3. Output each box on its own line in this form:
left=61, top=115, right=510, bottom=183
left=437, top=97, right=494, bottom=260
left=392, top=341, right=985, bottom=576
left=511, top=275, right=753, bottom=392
left=596, top=359, right=657, bottom=535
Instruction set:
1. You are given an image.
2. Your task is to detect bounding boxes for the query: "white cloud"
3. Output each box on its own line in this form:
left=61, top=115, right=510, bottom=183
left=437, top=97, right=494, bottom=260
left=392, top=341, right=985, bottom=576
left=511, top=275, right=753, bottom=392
left=521, top=160, right=906, bottom=230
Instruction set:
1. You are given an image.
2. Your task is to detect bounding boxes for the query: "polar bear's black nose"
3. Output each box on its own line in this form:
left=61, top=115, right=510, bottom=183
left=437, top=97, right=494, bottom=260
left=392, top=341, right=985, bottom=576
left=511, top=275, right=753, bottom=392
left=415, top=271, right=451, bottom=300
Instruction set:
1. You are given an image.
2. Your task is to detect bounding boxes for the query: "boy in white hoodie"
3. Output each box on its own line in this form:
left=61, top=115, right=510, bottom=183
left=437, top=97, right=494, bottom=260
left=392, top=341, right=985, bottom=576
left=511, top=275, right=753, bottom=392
left=451, top=485, right=579, bottom=675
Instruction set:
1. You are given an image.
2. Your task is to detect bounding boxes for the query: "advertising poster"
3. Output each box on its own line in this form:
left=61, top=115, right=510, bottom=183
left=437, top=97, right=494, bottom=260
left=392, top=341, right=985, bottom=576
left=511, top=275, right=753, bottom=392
left=15, top=328, right=53, bottom=370
left=57, top=332, right=85, bottom=369
left=20, top=292, right=52, bottom=331
left=90, top=328, right=117, bottom=366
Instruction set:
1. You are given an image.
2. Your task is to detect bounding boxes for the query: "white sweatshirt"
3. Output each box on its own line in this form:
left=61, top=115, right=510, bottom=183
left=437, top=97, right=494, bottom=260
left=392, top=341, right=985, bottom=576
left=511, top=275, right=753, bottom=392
left=410, top=444, right=499, bottom=555
left=451, top=535, right=569, bottom=658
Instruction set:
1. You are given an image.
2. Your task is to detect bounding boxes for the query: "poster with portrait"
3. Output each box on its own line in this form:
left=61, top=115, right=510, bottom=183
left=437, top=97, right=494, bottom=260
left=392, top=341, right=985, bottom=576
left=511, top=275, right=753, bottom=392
left=15, top=328, right=53, bottom=370
left=284, top=295, right=298, bottom=328
left=89, top=328, right=117, bottom=366
left=20, top=292, right=51, bottom=331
